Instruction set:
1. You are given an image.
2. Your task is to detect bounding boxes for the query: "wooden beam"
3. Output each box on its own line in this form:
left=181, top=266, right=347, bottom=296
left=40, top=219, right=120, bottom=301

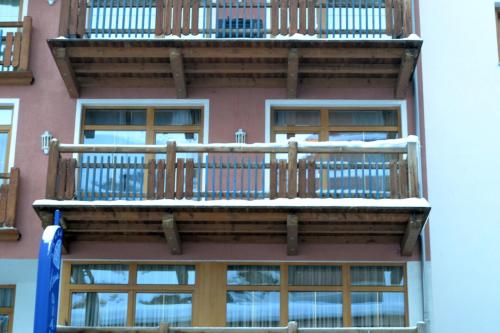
left=287, top=48, right=299, bottom=98
left=169, top=48, right=187, bottom=98
left=162, top=213, right=182, bottom=255
left=52, top=48, right=79, bottom=98
left=395, top=49, right=418, bottom=98
left=287, top=214, right=299, bottom=255
left=401, top=214, right=424, bottom=256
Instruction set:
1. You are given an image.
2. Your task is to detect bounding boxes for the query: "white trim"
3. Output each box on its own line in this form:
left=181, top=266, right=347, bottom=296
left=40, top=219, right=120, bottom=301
left=74, top=99, right=210, bottom=145
left=21, top=0, right=29, bottom=17
left=264, top=99, right=409, bottom=143
left=0, top=98, right=20, bottom=170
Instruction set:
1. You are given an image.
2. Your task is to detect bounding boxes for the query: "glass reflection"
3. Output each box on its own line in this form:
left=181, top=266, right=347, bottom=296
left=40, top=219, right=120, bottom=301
left=350, top=266, right=404, bottom=286
left=289, top=292, right=343, bottom=327
left=351, top=292, right=405, bottom=327
left=70, top=264, right=129, bottom=285
left=135, top=293, right=192, bottom=327
left=0, top=314, right=9, bottom=333
left=227, top=265, right=280, bottom=286
left=137, top=265, right=195, bottom=285
left=288, top=266, right=342, bottom=286
left=226, top=291, right=280, bottom=327
left=70, top=292, right=128, bottom=327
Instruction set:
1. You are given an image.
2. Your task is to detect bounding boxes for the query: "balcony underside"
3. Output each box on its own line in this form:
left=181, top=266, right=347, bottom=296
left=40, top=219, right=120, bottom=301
left=33, top=198, right=430, bottom=256
left=47, top=38, right=422, bottom=98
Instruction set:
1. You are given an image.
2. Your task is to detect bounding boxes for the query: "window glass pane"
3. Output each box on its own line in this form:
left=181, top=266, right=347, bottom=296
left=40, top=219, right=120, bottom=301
left=0, top=0, right=20, bottom=22
left=137, top=265, right=195, bottom=285
left=329, top=110, right=398, bottom=127
left=0, top=314, right=9, bottom=333
left=226, top=291, right=280, bottom=327
left=227, top=265, right=280, bottom=286
left=350, top=266, right=404, bottom=286
left=289, top=292, right=343, bottom=327
left=274, top=110, right=321, bottom=126
left=329, top=132, right=399, bottom=142
left=288, top=266, right=342, bottom=286
left=154, top=109, right=200, bottom=126
left=0, top=109, right=12, bottom=125
left=70, top=292, right=128, bottom=327
left=83, top=130, right=146, bottom=145
left=84, top=109, right=146, bottom=126
left=0, top=288, right=13, bottom=307
left=70, top=264, right=129, bottom=284
left=0, top=133, right=8, bottom=173
left=135, top=293, right=192, bottom=327
left=351, top=292, right=405, bottom=327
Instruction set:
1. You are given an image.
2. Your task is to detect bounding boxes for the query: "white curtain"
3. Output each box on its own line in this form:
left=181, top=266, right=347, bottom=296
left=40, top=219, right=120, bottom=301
left=350, top=266, right=403, bottom=286
left=71, top=292, right=128, bottom=327
left=289, top=292, right=343, bottom=328
left=351, top=292, right=405, bottom=327
left=226, top=291, right=280, bottom=327
left=135, top=293, right=192, bottom=327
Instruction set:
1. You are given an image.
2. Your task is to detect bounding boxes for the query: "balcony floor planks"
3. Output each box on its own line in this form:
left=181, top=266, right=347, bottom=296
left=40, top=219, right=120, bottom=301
left=47, top=38, right=421, bottom=97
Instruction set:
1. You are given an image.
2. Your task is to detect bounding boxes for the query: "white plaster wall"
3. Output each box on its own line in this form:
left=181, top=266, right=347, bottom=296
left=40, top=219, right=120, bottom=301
left=420, top=1, right=500, bottom=332
left=0, top=260, right=38, bottom=333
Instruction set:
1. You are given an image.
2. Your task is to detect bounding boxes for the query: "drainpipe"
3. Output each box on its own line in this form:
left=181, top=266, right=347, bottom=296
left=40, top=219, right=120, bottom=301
left=410, top=0, right=432, bottom=332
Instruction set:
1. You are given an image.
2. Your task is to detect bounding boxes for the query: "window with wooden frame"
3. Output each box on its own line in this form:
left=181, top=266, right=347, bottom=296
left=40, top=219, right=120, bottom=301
left=496, top=4, right=500, bottom=61
left=62, top=263, right=196, bottom=327
left=0, top=0, right=23, bottom=22
left=0, top=286, right=15, bottom=333
left=79, top=107, right=203, bottom=199
left=0, top=107, right=12, bottom=173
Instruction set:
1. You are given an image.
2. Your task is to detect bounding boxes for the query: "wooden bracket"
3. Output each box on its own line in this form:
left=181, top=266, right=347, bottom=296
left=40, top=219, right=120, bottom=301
left=287, top=214, right=299, bottom=255
left=53, top=48, right=79, bottom=98
left=170, top=48, right=187, bottom=98
left=395, top=48, right=418, bottom=98
left=401, top=214, right=424, bottom=256
left=287, top=48, right=299, bottom=98
left=162, top=213, right=182, bottom=255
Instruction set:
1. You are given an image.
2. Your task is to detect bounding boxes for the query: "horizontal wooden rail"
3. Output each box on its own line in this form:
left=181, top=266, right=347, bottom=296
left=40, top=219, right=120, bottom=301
left=60, top=0, right=412, bottom=39
left=57, top=322, right=425, bottom=333
left=45, top=137, right=420, bottom=201
left=0, top=16, right=32, bottom=72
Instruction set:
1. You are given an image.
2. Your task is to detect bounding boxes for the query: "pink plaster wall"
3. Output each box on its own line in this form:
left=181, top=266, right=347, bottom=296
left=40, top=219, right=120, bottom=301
left=0, top=1, right=420, bottom=261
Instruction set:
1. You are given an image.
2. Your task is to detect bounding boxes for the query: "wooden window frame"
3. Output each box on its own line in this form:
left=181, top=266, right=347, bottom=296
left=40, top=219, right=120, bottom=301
left=0, top=285, right=16, bottom=333
left=59, top=262, right=408, bottom=328
left=271, top=107, right=402, bottom=143
left=0, top=107, right=13, bottom=173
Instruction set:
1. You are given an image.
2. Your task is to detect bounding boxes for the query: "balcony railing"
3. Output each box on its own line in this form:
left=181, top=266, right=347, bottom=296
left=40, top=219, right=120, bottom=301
left=59, top=0, right=412, bottom=40
left=45, top=137, right=420, bottom=202
left=0, top=17, right=33, bottom=84
left=0, top=168, right=20, bottom=241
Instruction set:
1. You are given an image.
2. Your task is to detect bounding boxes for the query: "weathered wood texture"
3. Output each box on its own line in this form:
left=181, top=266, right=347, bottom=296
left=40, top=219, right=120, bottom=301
left=0, top=167, right=21, bottom=240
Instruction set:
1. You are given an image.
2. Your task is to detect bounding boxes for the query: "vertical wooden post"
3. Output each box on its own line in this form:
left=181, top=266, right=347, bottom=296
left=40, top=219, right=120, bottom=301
left=166, top=141, right=177, bottom=199
left=59, top=0, right=72, bottom=37
left=19, top=16, right=32, bottom=71
left=156, top=0, right=165, bottom=36
left=403, top=0, right=413, bottom=37
left=76, top=0, right=87, bottom=37
left=5, top=168, right=19, bottom=228
left=270, top=160, right=278, bottom=199
left=407, top=139, right=419, bottom=198
left=46, top=139, right=60, bottom=199
left=287, top=141, right=298, bottom=198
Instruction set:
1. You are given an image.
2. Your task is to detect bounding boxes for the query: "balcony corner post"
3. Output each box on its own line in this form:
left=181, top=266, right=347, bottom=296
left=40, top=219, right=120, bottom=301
left=46, top=139, right=60, bottom=200
left=166, top=140, right=177, bottom=199
left=407, top=139, right=419, bottom=198
left=19, top=16, right=32, bottom=71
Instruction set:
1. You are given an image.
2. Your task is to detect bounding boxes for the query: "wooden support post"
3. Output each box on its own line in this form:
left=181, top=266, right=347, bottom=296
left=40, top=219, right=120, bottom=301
left=395, top=49, right=418, bottom=98
left=162, top=213, right=182, bottom=255
left=170, top=48, right=187, bottom=98
left=46, top=139, right=60, bottom=199
left=287, top=214, right=298, bottom=256
left=407, top=139, right=419, bottom=197
left=287, top=48, right=299, bottom=98
left=53, top=48, right=79, bottom=98
left=166, top=141, right=177, bottom=199
left=19, top=16, right=32, bottom=71
left=287, top=140, right=298, bottom=198
left=401, top=214, right=423, bottom=256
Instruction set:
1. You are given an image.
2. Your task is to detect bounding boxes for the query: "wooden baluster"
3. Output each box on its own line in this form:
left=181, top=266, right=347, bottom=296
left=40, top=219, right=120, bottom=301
left=77, top=0, right=87, bottom=37
left=407, top=140, right=419, bottom=197
left=166, top=141, right=177, bottom=198
left=3, top=33, right=13, bottom=67
left=0, top=185, right=8, bottom=225
left=157, top=159, right=166, bottom=199
left=307, top=0, right=315, bottom=35
left=403, top=0, right=412, bottom=37
left=399, top=158, right=408, bottom=198
left=19, top=16, right=32, bottom=71
left=393, top=0, right=402, bottom=37
left=278, top=160, right=287, bottom=198
left=192, top=0, right=199, bottom=35
left=182, top=0, right=190, bottom=35
left=270, top=160, right=277, bottom=199
left=156, top=0, right=165, bottom=35
left=385, top=0, right=393, bottom=37
left=299, top=0, right=306, bottom=34
left=298, top=159, right=306, bottom=198
left=65, top=159, right=77, bottom=200
left=307, top=159, right=316, bottom=198
left=289, top=0, right=298, bottom=35
left=46, top=139, right=60, bottom=199
left=56, top=159, right=68, bottom=200
left=12, top=32, right=21, bottom=68
left=5, top=168, right=19, bottom=228
left=287, top=141, right=298, bottom=198
left=176, top=159, right=185, bottom=199
left=280, top=0, right=287, bottom=35
left=165, top=0, right=172, bottom=35
left=271, top=0, right=279, bottom=36
left=59, top=0, right=72, bottom=36
left=147, top=159, right=156, bottom=199
left=172, top=0, right=182, bottom=36
left=390, top=161, right=398, bottom=199
left=185, top=158, right=194, bottom=199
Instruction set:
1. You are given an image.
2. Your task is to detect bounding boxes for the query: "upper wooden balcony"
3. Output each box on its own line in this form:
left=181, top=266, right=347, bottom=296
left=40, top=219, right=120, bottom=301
left=49, top=0, right=421, bottom=98
left=33, top=137, right=429, bottom=256
left=0, top=168, right=21, bottom=241
left=0, top=17, right=33, bottom=85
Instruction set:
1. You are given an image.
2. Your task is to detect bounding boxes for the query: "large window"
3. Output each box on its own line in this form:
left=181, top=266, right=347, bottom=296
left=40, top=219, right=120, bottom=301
left=0, top=0, right=22, bottom=22
left=0, top=107, right=12, bottom=173
left=79, top=107, right=202, bottom=199
left=61, top=263, right=407, bottom=328
left=0, top=286, right=15, bottom=333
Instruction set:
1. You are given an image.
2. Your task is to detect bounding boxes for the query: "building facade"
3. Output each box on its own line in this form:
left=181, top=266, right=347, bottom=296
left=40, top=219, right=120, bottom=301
left=0, top=1, right=435, bottom=333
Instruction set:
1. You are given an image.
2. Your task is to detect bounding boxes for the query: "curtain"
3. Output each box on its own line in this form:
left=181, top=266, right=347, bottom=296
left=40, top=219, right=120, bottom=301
left=289, top=292, right=343, bottom=328
left=135, top=293, right=192, bottom=327
left=351, top=292, right=405, bottom=327
left=136, top=265, right=196, bottom=285
left=289, top=266, right=342, bottom=286
left=226, top=291, right=280, bottom=327
left=71, top=292, right=128, bottom=327
left=71, top=264, right=129, bottom=285
left=0, top=288, right=13, bottom=307
left=350, top=266, right=403, bottom=286
left=274, top=110, right=320, bottom=127
left=227, top=265, right=280, bottom=286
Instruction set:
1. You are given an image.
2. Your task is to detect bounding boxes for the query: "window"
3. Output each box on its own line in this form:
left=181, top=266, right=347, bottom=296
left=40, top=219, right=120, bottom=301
left=496, top=4, right=500, bottom=61
left=0, top=0, right=22, bottom=22
left=79, top=107, right=202, bottom=199
left=61, top=263, right=407, bottom=328
left=67, top=263, right=195, bottom=327
left=0, top=286, right=15, bottom=333
left=0, top=108, right=12, bottom=173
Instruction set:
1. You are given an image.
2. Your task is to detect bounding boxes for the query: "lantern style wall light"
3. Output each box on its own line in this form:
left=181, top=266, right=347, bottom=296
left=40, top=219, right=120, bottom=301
left=41, top=131, right=53, bottom=155
left=235, top=129, right=247, bottom=144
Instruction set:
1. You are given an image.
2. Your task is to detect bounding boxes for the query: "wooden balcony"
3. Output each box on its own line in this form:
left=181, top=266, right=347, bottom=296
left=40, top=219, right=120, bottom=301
left=0, top=17, right=33, bottom=85
left=0, top=168, right=21, bottom=241
left=57, top=321, right=426, bottom=333
left=49, top=0, right=421, bottom=98
left=32, top=137, right=430, bottom=256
